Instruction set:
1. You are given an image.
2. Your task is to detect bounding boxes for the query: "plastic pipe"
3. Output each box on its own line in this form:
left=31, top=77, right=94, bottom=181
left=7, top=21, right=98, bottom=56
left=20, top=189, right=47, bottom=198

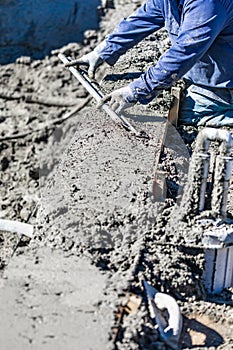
left=0, top=219, right=33, bottom=238
left=195, top=128, right=233, bottom=155
left=211, top=155, right=233, bottom=217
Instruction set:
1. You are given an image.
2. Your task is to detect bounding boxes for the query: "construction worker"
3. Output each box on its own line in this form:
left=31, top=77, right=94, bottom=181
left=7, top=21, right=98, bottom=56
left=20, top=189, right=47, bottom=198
left=67, top=0, right=233, bottom=127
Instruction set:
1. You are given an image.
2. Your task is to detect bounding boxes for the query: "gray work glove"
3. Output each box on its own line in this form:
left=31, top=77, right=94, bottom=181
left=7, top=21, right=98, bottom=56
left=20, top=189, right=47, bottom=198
left=98, top=86, right=137, bottom=114
left=65, top=40, right=106, bottom=79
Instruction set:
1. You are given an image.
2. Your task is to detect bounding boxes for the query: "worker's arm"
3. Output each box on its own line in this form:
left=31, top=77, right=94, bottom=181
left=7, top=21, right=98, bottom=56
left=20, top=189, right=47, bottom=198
left=129, top=0, right=228, bottom=104
left=99, top=0, right=165, bottom=65
left=66, top=0, right=164, bottom=77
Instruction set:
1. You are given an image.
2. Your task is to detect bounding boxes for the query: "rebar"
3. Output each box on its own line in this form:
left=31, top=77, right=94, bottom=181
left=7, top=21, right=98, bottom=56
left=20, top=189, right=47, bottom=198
left=182, top=127, right=233, bottom=217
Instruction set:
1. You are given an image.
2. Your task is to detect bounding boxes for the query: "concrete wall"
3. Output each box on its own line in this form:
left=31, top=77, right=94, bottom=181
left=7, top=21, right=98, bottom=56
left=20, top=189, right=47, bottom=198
left=0, top=0, right=100, bottom=64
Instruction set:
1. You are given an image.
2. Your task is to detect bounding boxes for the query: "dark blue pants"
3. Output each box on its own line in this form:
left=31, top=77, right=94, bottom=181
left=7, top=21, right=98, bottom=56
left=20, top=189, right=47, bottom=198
left=179, top=86, right=233, bottom=127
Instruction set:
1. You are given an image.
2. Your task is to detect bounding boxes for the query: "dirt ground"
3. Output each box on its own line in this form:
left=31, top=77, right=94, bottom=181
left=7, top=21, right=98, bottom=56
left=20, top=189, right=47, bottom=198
left=0, top=1, right=233, bottom=349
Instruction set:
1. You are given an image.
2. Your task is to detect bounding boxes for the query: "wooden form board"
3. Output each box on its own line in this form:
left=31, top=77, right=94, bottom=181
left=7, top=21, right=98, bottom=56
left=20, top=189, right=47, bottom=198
left=168, top=87, right=182, bottom=127
left=153, top=87, right=183, bottom=201
left=152, top=120, right=169, bottom=202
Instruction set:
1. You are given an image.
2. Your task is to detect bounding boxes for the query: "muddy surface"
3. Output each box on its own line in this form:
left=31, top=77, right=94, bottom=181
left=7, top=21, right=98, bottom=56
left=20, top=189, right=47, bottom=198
left=0, top=0, right=233, bottom=349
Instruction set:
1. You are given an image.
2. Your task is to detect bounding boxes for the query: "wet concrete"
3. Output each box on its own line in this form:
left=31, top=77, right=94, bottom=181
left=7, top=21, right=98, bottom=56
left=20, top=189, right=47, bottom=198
left=0, top=247, right=109, bottom=350
left=39, top=108, right=166, bottom=252
left=0, top=0, right=233, bottom=349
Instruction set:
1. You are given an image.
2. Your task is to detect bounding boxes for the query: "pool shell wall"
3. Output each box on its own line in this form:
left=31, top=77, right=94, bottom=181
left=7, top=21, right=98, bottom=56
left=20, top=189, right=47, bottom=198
left=0, top=0, right=100, bottom=64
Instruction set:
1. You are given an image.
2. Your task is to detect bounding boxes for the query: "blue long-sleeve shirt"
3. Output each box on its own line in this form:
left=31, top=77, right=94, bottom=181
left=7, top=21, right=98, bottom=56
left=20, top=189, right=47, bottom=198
left=99, top=0, right=233, bottom=104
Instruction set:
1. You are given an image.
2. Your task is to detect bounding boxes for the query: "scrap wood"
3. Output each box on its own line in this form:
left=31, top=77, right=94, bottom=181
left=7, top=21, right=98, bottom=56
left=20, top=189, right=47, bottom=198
left=168, top=87, right=182, bottom=127
left=153, top=120, right=169, bottom=201
left=124, top=293, right=142, bottom=315
left=111, top=305, right=125, bottom=343
left=111, top=293, right=142, bottom=343
left=153, top=87, right=182, bottom=201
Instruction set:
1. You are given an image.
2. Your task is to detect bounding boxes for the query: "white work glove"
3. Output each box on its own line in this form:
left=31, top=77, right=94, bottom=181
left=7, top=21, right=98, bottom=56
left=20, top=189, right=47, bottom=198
left=98, top=86, right=137, bottom=114
left=65, top=40, right=106, bottom=79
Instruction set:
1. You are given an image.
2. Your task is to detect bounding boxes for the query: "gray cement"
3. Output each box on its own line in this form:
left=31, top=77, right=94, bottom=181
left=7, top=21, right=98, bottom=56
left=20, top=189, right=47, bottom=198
left=0, top=0, right=233, bottom=349
left=39, top=108, right=166, bottom=253
left=0, top=247, right=110, bottom=350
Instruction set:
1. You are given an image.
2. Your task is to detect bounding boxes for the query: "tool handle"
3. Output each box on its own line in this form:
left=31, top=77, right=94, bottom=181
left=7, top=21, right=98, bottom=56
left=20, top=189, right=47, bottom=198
left=58, top=53, right=103, bottom=101
left=58, top=53, right=138, bottom=134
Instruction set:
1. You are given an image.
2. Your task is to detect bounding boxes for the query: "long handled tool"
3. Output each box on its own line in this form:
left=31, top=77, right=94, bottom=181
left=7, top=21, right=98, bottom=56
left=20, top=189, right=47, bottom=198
left=58, top=53, right=138, bottom=134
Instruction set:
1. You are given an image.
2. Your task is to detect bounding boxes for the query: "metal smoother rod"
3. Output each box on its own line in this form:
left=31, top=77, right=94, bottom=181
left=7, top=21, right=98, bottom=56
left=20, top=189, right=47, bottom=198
left=58, top=53, right=138, bottom=134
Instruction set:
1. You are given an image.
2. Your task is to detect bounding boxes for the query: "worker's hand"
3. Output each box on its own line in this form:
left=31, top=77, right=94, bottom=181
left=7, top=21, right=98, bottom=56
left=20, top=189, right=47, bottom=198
left=65, top=51, right=103, bottom=79
left=98, top=86, right=137, bottom=114
left=65, top=41, right=106, bottom=79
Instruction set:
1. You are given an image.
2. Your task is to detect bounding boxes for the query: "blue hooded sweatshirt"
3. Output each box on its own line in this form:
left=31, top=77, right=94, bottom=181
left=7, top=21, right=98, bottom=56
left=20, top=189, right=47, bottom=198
left=99, top=0, right=233, bottom=104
